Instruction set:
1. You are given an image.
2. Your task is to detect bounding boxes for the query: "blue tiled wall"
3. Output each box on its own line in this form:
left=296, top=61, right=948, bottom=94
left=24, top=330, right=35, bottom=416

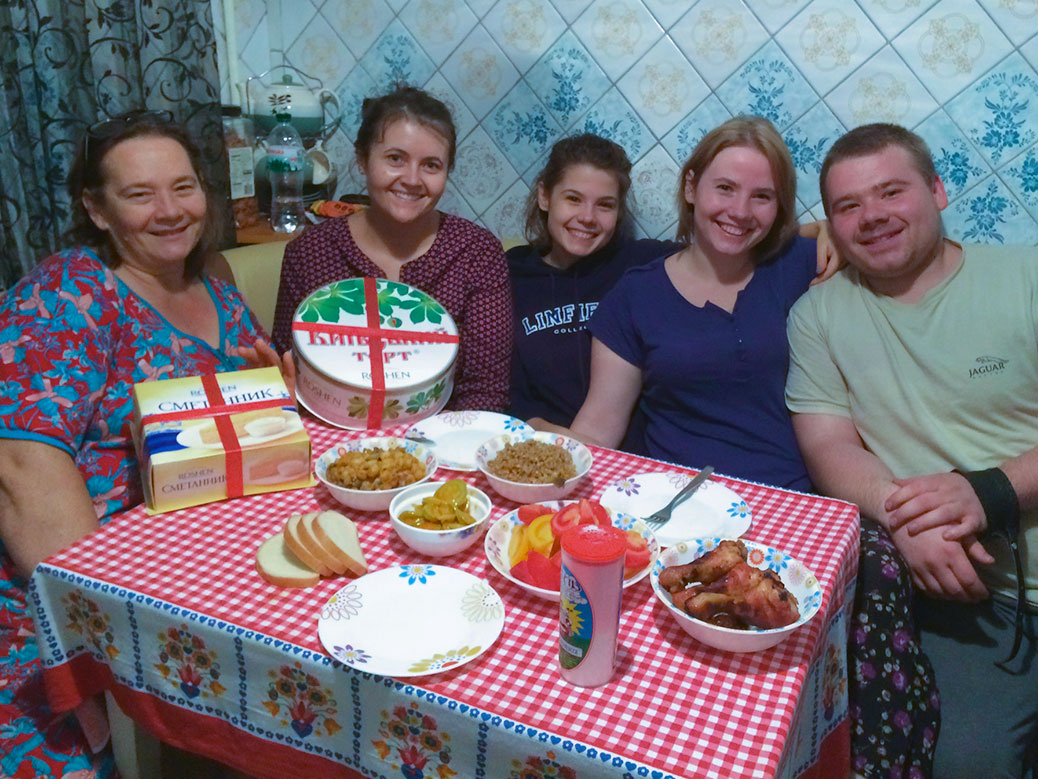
left=215, top=0, right=1038, bottom=246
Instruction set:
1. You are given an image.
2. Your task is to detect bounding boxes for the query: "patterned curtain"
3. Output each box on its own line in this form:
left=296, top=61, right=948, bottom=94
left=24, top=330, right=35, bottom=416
left=0, top=0, right=228, bottom=289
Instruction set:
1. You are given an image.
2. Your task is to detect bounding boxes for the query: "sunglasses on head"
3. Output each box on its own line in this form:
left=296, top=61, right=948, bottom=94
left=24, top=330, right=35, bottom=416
left=84, top=109, right=175, bottom=167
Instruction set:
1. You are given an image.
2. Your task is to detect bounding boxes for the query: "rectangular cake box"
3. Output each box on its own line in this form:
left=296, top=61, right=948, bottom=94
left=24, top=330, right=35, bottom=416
left=132, top=366, right=311, bottom=512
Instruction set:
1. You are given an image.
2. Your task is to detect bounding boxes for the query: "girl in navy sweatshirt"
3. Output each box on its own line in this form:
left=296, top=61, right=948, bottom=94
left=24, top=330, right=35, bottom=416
left=506, top=134, right=676, bottom=428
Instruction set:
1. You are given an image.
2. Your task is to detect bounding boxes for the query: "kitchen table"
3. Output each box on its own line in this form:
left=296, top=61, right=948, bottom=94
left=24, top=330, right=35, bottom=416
left=30, top=415, right=859, bottom=779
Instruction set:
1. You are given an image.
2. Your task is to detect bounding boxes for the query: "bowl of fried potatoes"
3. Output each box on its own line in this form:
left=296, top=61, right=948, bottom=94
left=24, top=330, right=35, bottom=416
left=315, top=436, right=438, bottom=512
left=650, top=538, right=822, bottom=653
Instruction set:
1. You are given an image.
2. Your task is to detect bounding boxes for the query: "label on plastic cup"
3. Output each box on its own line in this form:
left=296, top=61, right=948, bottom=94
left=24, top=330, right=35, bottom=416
left=559, top=524, right=626, bottom=687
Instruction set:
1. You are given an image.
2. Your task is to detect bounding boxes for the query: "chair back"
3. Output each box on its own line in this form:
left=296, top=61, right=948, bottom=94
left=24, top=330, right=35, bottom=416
left=220, top=242, right=288, bottom=334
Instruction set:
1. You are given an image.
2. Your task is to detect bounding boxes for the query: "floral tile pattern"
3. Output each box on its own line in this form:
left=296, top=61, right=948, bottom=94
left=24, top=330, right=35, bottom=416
left=976, top=0, right=1038, bottom=46
left=483, top=0, right=568, bottom=73
left=571, top=87, right=653, bottom=163
left=441, top=24, right=522, bottom=119
left=945, top=175, right=1038, bottom=244
left=660, top=94, right=733, bottom=167
left=526, top=31, right=611, bottom=129
left=716, top=40, right=819, bottom=132
left=641, top=0, right=694, bottom=30
left=488, top=80, right=564, bottom=173
left=775, top=0, right=886, bottom=97
left=334, top=67, right=378, bottom=145
left=399, top=0, right=479, bottom=63
left=359, top=19, right=437, bottom=93
left=630, top=143, right=681, bottom=238
left=945, top=53, right=1038, bottom=168
left=285, top=17, right=352, bottom=96
left=451, top=127, right=521, bottom=212
left=219, top=0, right=1038, bottom=245
left=892, top=0, right=1014, bottom=105
left=617, top=35, right=710, bottom=138
left=1001, top=146, right=1038, bottom=219
left=570, top=0, right=664, bottom=82
left=742, top=0, right=813, bottom=34
left=825, top=45, right=938, bottom=131
left=669, top=0, right=771, bottom=90
left=481, top=179, right=533, bottom=247
left=855, top=0, right=940, bottom=40
left=323, top=0, right=396, bottom=61
left=423, top=71, right=480, bottom=142
left=916, top=109, right=992, bottom=202
left=783, top=101, right=847, bottom=210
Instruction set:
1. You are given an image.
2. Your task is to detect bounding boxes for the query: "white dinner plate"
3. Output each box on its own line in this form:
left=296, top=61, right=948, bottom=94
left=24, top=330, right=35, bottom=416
left=175, top=412, right=302, bottom=450
left=317, top=565, right=505, bottom=677
left=404, top=411, right=533, bottom=471
left=598, top=472, right=752, bottom=547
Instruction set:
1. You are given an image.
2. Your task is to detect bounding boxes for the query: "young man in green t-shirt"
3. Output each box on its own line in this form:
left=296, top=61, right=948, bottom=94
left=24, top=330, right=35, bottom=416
left=787, top=123, right=1036, bottom=779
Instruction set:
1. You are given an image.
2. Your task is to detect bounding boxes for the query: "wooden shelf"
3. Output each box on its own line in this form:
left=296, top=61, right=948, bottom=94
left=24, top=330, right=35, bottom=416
left=235, top=222, right=301, bottom=245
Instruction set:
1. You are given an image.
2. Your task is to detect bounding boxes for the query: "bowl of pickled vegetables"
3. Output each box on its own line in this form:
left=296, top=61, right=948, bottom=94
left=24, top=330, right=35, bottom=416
left=389, top=479, right=493, bottom=557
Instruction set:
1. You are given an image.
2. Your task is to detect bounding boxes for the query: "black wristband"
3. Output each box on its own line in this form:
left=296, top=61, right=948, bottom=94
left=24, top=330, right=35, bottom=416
left=953, top=467, right=1020, bottom=539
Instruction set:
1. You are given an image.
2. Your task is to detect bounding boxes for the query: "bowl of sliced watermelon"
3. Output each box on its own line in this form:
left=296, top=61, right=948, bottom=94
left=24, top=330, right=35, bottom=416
left=483, top=498, right=659, bottom=602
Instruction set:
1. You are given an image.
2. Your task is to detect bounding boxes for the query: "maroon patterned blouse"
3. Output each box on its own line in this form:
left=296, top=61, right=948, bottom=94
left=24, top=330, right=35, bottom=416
left=272, top=213, right=512, bottom=412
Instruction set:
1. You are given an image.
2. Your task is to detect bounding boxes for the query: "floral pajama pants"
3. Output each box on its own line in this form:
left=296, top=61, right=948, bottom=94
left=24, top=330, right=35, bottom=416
left=850, top=519, right=940, bottom=779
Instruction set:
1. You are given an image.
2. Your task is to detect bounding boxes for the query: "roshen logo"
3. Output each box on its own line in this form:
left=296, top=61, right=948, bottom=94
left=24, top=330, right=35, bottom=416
left=969, top=356, right=1008, bottom=378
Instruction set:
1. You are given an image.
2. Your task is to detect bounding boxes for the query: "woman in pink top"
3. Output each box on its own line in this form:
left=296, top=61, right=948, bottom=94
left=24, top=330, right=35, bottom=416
left=271, top=86, right=512, bottom=411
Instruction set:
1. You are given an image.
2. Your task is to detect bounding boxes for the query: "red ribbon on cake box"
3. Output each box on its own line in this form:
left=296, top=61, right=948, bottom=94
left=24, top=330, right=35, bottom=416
left=292, top=277, right=460, bottom=429
left=139, top=373, right=292, bottom=499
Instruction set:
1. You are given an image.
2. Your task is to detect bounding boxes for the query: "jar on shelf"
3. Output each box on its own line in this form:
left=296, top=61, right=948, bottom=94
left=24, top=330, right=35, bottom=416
left=221, top=105, right=260, bottom=229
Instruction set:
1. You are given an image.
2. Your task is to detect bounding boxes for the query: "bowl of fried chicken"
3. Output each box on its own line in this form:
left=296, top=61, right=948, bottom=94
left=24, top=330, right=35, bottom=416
left=649, top=538, right=822, bottom=652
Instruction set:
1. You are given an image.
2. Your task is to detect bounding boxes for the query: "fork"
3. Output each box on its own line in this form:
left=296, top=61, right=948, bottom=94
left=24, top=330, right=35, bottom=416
left=642, top=465, right=714, bottom=529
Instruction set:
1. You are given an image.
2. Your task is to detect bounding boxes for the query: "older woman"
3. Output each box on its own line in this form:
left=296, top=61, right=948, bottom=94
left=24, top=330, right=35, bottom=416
left=0, top=110, right=285, bottom=777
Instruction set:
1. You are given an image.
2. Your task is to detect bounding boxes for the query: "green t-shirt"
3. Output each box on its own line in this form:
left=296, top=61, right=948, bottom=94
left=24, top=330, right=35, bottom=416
left=786, top=242, right=1038, bottom=606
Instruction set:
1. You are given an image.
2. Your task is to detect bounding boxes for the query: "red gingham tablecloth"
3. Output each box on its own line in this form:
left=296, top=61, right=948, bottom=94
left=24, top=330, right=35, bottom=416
left=33, top=416, right=860, bottom=779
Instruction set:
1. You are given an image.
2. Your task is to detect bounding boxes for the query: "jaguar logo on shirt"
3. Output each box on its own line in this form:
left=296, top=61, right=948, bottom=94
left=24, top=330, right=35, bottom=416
left=968, top=356, right=1008, bottom=378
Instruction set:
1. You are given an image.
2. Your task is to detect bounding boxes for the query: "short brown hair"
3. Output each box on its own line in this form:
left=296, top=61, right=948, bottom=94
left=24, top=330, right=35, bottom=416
left=354, top=84, right=457, bottom=170
left=66, top=111, right=219, bottom=280
left=676, top=116, right=798, bottom=264
left=819, top=123, right=937, bottom=216
left=523, top=133, right=633, bottom=254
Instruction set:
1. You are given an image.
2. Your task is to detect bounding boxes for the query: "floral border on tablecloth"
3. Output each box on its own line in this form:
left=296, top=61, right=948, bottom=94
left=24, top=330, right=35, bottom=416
left=29, top=566, right=680, bottom=779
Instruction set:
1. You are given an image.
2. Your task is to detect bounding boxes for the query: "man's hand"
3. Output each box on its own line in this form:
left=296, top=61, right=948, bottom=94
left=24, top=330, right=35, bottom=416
left=885, top=471, right=988, bottom=541
left=890, top=524, right=991, bottom=601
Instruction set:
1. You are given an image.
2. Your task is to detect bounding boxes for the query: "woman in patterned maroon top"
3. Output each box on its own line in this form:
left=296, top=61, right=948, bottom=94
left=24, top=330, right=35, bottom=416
left=272, top=86, right=512, bottom=412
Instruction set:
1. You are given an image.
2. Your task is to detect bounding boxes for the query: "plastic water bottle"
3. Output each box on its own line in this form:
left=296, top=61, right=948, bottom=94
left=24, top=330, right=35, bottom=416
left=265, top=113, right=304, bottom=233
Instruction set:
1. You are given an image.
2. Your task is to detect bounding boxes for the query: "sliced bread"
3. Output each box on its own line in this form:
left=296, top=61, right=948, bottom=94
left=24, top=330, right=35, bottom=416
left=313, top=510, right=369, bottom=578
left=256, top=532, right=320, bottom=588
left=299, top=512, right=349, bottom=575
left=284, top=513, right=334, bottom=577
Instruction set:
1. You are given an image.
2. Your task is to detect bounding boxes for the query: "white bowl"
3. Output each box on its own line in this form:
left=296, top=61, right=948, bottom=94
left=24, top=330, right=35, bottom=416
left=475, top=432, right=592, bottom=503
left=315, top=436, right=438, bottom=512
left=484, top=501, right=660, bottom=603
left=650, top=538, right=822, bottom=653
left=389, top=481, right=493, bottom=557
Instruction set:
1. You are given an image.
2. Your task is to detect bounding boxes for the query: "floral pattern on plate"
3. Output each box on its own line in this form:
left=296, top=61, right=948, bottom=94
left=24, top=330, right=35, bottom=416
left=404, top=411, right=533, bottom=470
left=317, top=565, right=505, bottom=677
left=598, top=471, right=752, bottom=547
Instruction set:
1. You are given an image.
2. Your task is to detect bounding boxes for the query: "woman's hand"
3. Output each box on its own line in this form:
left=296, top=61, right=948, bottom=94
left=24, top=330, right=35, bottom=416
left=238, top=340, right=297, bottom=401
left=800, top=219, right=843, bottom=284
